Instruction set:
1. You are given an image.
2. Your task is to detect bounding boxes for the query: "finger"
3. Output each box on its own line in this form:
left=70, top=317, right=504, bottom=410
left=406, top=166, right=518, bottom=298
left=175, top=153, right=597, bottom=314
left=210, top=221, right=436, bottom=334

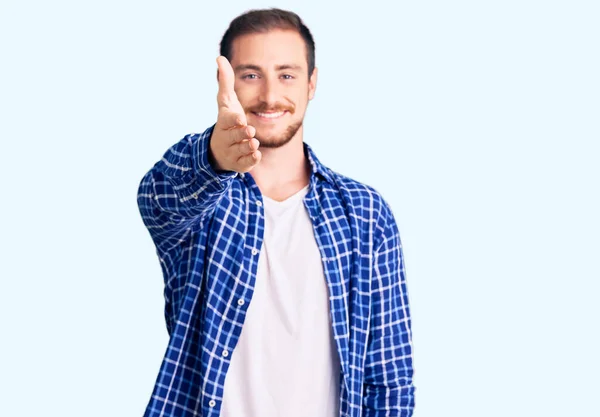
left=228, top=125, right=255, bottom=145
left=216, top=56, right=237, bottom=108
left=218, top=109, right=247, bottom=130
left=236, top=138, right=260, bottom=156
left=237, top=149, right=262, bottom=170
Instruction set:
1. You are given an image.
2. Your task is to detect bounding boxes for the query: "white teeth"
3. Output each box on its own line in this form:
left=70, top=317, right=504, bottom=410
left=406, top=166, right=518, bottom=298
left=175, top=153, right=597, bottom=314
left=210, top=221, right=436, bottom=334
left=256, top=111, right=285, bottom=119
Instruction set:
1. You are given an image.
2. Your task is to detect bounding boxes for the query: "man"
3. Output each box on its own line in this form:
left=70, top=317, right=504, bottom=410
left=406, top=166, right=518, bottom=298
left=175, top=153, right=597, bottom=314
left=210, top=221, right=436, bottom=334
left=137, top=8, right=415, bottom=417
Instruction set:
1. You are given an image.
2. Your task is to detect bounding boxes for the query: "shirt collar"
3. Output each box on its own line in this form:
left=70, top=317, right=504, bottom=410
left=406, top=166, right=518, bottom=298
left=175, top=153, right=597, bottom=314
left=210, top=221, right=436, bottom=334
left=239, top=142, right=335, bottom=186
left=303, top=142, right=335, bottom=185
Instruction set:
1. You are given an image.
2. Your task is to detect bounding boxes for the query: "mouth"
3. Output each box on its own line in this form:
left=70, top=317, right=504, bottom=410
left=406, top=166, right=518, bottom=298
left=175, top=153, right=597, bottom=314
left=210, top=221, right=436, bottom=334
left=251, top=110, right=288, bottom=121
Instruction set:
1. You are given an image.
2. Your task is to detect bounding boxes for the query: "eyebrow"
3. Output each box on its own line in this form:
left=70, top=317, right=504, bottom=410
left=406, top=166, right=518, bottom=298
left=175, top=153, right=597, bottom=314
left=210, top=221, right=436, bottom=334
left=234, top=64, right=303, bottom=72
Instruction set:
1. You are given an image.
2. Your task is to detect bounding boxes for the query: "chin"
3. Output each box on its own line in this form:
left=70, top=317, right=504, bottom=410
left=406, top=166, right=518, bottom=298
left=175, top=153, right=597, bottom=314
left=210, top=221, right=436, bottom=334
left=255, top=121, right=303, bottom=149
left=255, top=134, right=294, bottom=149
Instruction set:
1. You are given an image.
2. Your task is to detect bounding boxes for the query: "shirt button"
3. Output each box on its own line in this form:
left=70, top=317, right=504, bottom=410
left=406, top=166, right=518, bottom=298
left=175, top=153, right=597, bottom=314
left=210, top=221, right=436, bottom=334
left=252, top=248, right=259, bottom=255
left=222, top=350, right=229, bottom=357
left=256, top=200, right=262, bottom=207
left=192, top=192, right=198, bottom=199
left=209, top=400, right=216, bottom=407
left=237, top=299, right=245, bottom=306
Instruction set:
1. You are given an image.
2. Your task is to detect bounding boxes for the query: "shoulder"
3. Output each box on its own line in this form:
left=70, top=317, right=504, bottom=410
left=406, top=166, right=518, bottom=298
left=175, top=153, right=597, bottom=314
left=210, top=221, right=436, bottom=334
left=327, top=168, right=395, bottom=245
left=328, top=168, right=392, bottom=213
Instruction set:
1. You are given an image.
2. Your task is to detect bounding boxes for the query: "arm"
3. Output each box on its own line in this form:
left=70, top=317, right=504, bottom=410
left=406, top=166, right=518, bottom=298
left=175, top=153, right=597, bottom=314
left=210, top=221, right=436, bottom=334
left=363, top=204, right=416, bottom=416
left=138, top=57, right=261, bottom=251
left=136, top=124, right=237, bottom=250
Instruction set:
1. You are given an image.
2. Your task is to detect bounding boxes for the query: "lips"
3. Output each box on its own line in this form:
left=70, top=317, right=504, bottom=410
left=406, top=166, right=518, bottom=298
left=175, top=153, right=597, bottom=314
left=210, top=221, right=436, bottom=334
left=252, top=110, right=288, bottom=120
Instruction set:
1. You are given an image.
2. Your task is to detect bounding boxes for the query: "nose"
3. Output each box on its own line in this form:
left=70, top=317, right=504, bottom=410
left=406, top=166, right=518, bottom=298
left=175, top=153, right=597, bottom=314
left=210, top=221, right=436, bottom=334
left=258, top=75, right=280, bottom=108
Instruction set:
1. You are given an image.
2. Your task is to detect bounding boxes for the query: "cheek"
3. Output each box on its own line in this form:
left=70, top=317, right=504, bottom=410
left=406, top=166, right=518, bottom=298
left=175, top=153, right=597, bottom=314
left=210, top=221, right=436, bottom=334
left=292, top=93, right=309, bottom=113
left=234, top=85, right=257, bottom=104
left=235, top=92, right=251, bottom=108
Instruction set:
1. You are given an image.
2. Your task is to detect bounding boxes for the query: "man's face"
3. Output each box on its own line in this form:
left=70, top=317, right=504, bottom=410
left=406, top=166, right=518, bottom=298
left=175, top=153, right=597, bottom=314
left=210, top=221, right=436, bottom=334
left=229, top=29, right=317, bottom=149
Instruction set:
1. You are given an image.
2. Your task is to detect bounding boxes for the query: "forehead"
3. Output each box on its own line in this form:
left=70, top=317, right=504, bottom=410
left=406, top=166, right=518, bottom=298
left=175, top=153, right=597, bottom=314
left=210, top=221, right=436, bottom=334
left=230, top=29, right=307, bottom=71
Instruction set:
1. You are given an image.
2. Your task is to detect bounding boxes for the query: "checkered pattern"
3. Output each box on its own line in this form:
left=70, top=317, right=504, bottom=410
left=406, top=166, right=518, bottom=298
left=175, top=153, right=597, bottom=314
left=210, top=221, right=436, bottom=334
left=137, top=124, right=415, bottom=416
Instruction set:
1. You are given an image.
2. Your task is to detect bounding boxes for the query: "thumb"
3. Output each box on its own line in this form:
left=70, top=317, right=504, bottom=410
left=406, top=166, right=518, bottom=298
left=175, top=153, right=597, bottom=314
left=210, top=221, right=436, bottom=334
left=216, top=56, right=237, bottom=108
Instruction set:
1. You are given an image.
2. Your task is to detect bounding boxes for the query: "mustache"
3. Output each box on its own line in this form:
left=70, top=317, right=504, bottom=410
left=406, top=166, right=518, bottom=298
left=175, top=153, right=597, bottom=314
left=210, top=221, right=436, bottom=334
left=247, top=103, right=295, bottom=114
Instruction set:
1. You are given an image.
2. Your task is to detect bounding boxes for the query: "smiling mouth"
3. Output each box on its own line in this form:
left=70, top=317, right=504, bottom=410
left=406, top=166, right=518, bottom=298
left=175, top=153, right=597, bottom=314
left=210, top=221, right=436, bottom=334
left=252, top=111, right=287, bottom=119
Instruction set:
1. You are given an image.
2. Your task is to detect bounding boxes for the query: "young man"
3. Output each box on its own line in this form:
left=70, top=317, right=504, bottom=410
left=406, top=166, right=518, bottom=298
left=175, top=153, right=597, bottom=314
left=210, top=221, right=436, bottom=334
left=137, top=8, right=415, bottom=417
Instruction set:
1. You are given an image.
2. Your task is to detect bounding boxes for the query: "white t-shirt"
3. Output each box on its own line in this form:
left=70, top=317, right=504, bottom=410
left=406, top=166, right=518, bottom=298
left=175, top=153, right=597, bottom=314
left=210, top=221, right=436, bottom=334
left=220, top=184, right=341, bottom=417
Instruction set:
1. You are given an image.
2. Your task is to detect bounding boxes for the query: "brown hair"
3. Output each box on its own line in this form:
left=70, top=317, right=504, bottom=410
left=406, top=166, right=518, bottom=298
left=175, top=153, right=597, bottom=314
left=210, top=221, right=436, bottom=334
left=219, top=8, right=316, bottom=79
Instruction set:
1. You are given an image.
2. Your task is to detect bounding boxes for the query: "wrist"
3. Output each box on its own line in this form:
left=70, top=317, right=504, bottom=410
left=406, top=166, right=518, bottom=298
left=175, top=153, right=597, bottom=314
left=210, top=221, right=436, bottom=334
left=208, top=135, right=225, bottom=172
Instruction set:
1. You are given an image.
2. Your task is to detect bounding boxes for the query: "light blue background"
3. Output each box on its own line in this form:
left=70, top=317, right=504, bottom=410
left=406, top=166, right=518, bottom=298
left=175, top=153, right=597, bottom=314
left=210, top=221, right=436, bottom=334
left=1, top=1, right=598, bottom=416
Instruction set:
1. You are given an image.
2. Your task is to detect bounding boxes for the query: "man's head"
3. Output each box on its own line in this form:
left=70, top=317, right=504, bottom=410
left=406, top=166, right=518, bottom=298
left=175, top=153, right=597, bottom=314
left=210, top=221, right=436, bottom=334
left=218, top=8, right=318, bottom=149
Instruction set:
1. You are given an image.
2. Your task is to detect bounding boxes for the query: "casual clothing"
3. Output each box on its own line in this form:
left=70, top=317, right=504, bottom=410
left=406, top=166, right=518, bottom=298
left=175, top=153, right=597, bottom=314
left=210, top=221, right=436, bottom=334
left=221, top=184, right=340, bottom=417
left=137, top=124, right=415, bottom=417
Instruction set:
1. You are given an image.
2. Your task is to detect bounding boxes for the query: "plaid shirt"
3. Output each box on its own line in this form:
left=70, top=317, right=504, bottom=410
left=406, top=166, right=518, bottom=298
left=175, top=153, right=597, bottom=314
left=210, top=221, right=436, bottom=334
left=137, top=124, right=415, bottom=417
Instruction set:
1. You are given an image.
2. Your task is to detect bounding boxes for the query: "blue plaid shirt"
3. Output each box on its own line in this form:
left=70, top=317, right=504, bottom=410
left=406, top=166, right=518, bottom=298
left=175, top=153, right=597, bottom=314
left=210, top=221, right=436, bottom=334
left=137, top=124, right=415, bottom=417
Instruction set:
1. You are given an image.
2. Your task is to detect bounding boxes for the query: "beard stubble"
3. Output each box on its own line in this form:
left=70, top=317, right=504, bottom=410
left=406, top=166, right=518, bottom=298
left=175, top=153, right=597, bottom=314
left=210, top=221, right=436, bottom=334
left=254, top=118, right=303, bottom=149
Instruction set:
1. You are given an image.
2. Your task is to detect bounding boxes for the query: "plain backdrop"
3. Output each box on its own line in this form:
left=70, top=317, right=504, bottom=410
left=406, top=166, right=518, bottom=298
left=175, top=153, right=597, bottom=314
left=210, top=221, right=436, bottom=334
left=1, top=1, right=598, bottom=416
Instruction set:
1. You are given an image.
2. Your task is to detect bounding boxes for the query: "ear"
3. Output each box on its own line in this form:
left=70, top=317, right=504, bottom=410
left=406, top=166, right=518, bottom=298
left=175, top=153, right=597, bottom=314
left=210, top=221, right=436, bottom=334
left=308, top=67, right=318, bottom=101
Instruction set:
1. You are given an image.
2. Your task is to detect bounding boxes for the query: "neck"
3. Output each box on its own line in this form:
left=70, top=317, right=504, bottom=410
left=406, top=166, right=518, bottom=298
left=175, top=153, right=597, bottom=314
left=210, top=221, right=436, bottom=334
left=249, top=126, right=311, bottom=199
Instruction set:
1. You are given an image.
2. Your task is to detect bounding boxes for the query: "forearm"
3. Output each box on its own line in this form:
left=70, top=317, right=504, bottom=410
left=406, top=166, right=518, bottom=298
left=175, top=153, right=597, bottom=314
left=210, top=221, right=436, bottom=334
left=137, top=124, right=237, bottom=248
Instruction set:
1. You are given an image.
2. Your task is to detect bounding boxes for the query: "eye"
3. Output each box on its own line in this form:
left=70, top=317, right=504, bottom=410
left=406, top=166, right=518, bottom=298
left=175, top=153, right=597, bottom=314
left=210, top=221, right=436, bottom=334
left=281, top=74, right=294, bottom=80
left=242, top=74, right=258, bottom=80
